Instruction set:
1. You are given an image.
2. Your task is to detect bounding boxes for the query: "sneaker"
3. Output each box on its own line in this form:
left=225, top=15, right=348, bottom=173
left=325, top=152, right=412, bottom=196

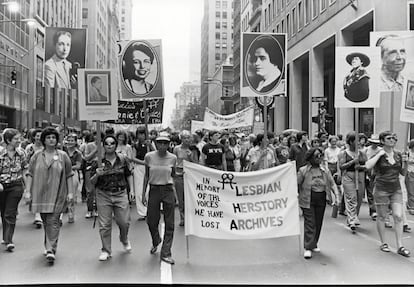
left=304, top=250, right=312, bottom=259
left=161, top=256, right=175, bottom=265
left=404, top=225, right=411, bottom=233
left=137, top=216, right=146, bottom=221
left=85, top=212, right=92, bottom=219
left=6, top=243, right=15, bottom=252
left=350, top=224, right=356, bottom=232
left=99, top=251, right=111, bottom=261
left=1, top=240, right=5, bottom=245
left=46, top=252, right=55, bottom=263
left=150, top=239, right=162, bottom=254
left=123, top=241, right=132, bottom=253
left=312, top=247, right=321, bottom=252
left=371, top=212, right=377, bottom=221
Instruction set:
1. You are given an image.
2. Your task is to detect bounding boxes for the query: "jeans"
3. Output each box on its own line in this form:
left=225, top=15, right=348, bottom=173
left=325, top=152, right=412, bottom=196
left=96, top=188, right=130, bottom=254
left=301, top=191, right=326, bottom=250
left=147, top=184, right=175, bottom=258
left=405, top=172, right=414, bottom=211
left=174, top=175, right=184, bottom=222
left=342, top=171, right=365, bottom=225
left=85, top=170, right=96, bottom=212
left=0, top=183, right=23, bottom=244
left=40, top=213, right=62, bottom=254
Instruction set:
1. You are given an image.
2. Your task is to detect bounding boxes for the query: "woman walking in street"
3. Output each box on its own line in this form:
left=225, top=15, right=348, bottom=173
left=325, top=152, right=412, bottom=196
left=63, top=133, right=83, bottom=223
left=131, top=127, right=155, bottom=221
left=90, top=134, right=134, bottom=261
left=142, top=132, right=177, bottom=265
left=0, top=128, right=28, bottom=252
left=338, top=132, right=367, bottom=232
left=365, top=131, right=411, bottom=257
left=297, top=147, right=340, bottom=259
left=25, top=128, right=44, bottom=229
left=25, top=127, right=74, bottom=264
left=220, top=138, right=236, bottom=172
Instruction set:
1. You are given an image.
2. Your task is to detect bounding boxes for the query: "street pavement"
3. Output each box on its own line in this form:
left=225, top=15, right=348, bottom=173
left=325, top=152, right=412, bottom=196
left=1, top=199, right=414, bottom=285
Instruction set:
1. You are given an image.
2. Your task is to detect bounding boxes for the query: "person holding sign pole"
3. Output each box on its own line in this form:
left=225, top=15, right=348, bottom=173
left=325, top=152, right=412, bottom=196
left=90, top=135, right=134, bottom=261
left=142, top=132, right=177, bottom=265
left=365, top=131, right=411, bottom=257
left=338, top=132, right=367, bottom=232
left=297, top=147, right=340, bottom=259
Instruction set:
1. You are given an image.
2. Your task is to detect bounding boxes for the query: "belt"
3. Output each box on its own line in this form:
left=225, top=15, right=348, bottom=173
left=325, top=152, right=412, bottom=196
left=150, top=184, right=173, bottom=187
left=100, top=186, right=126, bottom=192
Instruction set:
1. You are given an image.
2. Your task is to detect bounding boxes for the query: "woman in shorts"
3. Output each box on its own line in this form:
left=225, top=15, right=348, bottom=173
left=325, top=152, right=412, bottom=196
left=365, top=131, right=410, bottom=257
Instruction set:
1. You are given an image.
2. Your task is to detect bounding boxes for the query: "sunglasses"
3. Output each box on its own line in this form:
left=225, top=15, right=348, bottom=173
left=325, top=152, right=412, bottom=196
left=384, top=136, right=398, bottom=141
left=313, top=152, right=323, bottom=158
left=104, top=141, right=116, bottom=146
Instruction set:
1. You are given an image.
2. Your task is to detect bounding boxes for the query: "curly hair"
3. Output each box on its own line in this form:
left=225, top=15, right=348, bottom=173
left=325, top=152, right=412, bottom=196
left=40, top=127, right=60, bottom=146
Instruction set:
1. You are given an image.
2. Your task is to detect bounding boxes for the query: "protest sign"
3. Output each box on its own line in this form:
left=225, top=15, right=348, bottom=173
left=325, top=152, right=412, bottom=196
left=400, top=79, right=414, bottom=123
left=106, top=99, right=163, bottom=125
left=184, top=161, right=300, bottom=240
left=118, top=39, right=164, bottom=100
left=203, top=106, right=254, bottom=131
left=78, top=69, right=118, bottom=121
left=191, top=120, right=204, bottom=134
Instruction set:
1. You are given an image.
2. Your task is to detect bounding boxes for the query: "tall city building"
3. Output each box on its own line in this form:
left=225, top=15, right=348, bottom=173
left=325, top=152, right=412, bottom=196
left=118, top=0, right=132, bottom=40
left=172, top=80, right=201, bottom=130
left=200, top=0, right=234, bottom=114
left=82, top=0, right=120, bottom=130
left=30, top=0, right=82, bottom=131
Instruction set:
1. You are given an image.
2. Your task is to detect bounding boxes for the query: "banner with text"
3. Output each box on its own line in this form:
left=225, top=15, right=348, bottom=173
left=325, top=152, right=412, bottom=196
left=184, top=161, right=300, bottom=240
left=106, top=99, right=163, bottom=125
left=203, top=106, right=254, bottom=131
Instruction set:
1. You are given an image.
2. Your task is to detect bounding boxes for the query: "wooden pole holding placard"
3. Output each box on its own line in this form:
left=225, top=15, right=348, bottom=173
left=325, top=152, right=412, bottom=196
left=355, top=108, right=359, bottom=192
left=263, top=96, right=268, bottom=141
left=96, top=120, right=102, bottom=166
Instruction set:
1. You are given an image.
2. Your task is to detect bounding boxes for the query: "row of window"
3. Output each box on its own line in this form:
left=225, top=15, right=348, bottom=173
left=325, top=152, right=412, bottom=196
left=265, top=0, right=336, bottom=38
left=216, top=0, right=229, bottom=9
left=215, top=21, right=229, bottom=29
left=216, top=11, right=229, bottom=19
left=38, top=0, right=78, bottom=29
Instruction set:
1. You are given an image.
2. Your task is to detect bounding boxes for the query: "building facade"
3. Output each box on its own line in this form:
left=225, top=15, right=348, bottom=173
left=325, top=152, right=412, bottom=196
left=118, top=0, right=132, bottom=40
left=28, top=0, right=82, bottom=132
left=200, top=0, right=234, bottom=115
left=236, top=0, right=413, bottom=148
left=172, top=80, right=201, bottom=130
left=82, top=0, right=120, bottom=130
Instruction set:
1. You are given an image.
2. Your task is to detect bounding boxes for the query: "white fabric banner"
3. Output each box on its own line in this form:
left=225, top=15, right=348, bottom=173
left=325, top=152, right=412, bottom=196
left=191, top=120, right=204, bottom=134
left=203, top=106, right=254, bottom=131
left=184, top=161, right=300, bottom=240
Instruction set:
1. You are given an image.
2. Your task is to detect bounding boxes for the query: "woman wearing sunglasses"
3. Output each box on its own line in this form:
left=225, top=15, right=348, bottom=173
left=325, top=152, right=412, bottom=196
left=90, top=134, right=135, bottom=261
left=297, top=147, right=340, bottom=259
left=365, top=131, right=410, bottom=257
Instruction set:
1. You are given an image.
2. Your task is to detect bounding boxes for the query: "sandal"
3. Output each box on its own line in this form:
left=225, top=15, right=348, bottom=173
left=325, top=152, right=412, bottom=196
left=397, top=247, right=411, bottom=257
left=380, top=243, right=391, bottom=252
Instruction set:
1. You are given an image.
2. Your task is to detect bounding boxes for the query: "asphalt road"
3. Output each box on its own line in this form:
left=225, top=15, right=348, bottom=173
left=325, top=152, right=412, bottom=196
left=1, top=200, right=414, bottom=285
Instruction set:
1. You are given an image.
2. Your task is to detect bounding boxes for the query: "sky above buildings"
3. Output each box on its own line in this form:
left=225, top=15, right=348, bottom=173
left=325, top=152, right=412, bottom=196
left=131, top=0, right=203, bottom=127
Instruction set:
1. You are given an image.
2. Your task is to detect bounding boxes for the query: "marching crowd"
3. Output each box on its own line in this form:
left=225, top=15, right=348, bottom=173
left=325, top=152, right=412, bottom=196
left=0, top=125, right=413, bottom=265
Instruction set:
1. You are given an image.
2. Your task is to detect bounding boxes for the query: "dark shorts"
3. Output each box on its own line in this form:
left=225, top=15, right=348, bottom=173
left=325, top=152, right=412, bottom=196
left=373, top=187, right=403, bottom=206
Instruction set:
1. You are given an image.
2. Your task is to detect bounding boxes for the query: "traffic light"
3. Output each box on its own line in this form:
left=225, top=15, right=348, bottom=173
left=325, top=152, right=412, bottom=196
left=10, top=70, right=16, bottom=85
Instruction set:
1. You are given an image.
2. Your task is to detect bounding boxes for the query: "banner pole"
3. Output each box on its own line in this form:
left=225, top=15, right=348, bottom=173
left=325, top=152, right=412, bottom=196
left=96, top=120, right=102, bottom=166
left=263, top=97, right=268, bottom=140
left=186, top=235, right=190, bottom=260
left=355, top=108, right=359, bottom=192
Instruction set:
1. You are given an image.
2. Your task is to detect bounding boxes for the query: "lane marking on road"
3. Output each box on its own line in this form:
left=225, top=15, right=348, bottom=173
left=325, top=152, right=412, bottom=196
left=159, top=221, right=173, bottom=284
left=334, top=222, right=414, bottom=264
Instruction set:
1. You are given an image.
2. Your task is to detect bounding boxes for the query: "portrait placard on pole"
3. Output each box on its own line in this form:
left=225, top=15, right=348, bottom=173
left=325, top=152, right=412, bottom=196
left=241, top=33, right=286, bottom=97
left=400, top=79, right=414, bottom=123
left=106, top=99, right=164, bottom=125
left=44, top=27, right=87, bottom=89
left=334, top=47, right=381, bottom=108
left=78, top=69, right=118, bottom=121
left=118, top=39, right=164, bottom=101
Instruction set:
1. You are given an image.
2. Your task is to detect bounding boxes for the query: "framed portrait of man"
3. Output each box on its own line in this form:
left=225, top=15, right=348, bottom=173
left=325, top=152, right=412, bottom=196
left=118, top=39, right=164, bottom=100
left=405, top=81, right=414, bottom=110
left=241, top=33, right=286, bottom=97
left=78, top=69, right=117, bottom=121
left=44, top=27, right=87, bottom=89
left=84, top=71, right=110, bottom=106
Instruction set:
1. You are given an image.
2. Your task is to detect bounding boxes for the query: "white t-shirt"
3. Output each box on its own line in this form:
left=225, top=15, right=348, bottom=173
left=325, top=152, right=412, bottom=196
left=144, top=151, right=177, bottom=185
left=324, top=146, right=341, bottom=164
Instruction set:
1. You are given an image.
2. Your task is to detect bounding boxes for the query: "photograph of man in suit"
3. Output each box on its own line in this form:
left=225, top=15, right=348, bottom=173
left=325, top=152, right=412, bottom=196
left=44, top=30, right=74, bottom=89
left=405, top=84, right=414, bottom=109
left=246, top=36, right=283, bottom=93
left=88, top=76, right=108, bottom=103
